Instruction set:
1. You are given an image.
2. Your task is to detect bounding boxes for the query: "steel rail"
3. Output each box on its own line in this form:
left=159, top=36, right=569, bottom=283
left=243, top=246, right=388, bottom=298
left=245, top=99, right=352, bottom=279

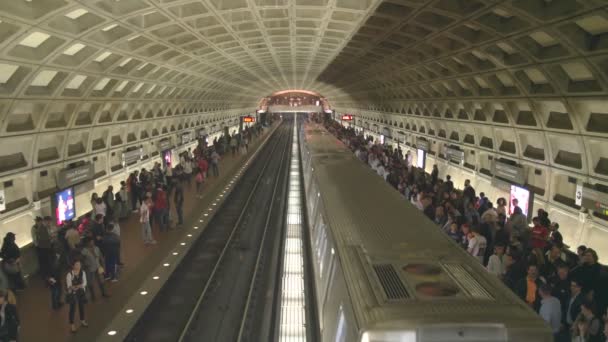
left=177, top=123, right=289, bottom=342
left=236, top=119, right=293, bottom=341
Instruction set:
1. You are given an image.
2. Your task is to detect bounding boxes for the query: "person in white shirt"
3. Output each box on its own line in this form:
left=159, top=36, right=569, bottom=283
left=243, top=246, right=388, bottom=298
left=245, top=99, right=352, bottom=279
left=139, top=197, right=156, bottom=245
left=486, top=243, right=506, bottom=278
left=93, top=198, right=106, bottom=218
left=376, top=163, right=387, bottom=179
left=538, top=284, right=561, bottom=337
left=481, top=204, right=498, bottom=224
left=66, top=260, right=88, bottom=332
left=467, top=226, right=487, bottom=264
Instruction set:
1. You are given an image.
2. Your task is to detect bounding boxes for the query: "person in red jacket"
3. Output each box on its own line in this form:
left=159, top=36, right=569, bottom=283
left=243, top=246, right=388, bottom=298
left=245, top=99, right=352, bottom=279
left=154, top=186, right=169, bottom=232
left=530, top=217, right=549, bottom=250
left=197, top=157, right=209, bottom=178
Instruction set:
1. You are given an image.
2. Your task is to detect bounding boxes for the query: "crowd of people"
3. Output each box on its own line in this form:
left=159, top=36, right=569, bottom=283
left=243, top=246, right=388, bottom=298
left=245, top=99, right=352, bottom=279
left=0, top=123, right=264, bottom=338
left=323, top=117, right=608, bottom=342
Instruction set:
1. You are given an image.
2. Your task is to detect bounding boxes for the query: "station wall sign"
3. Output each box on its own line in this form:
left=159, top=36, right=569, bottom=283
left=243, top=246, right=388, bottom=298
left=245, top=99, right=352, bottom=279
left=158, top=139, right=172, bottom=151
left=491, top=160, right=525, bottom=185
left=445, top=147, right=465, bottom=163
left=341, top=114, right=354, bottom=121
left=122, top=148, right=143, bottom=165
left=181, top=131, right=192, bottom=144
left=416, top=137, right=430, bottom=151
left=57, top=163, right=94, bottom=189
left=580, top=185, right=608, bottom=214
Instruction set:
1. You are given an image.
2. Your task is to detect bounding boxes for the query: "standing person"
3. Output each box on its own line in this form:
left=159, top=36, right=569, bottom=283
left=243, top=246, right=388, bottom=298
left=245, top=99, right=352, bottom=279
left=90, top=193, right=99, bottom=214
left=195, top=170, right=204, bottom=198
left=91, top=214, right=105, bottom=248
left=538, top=284, right=562, bottom=339
left=65, top=223, right=80, bottom=251
left=463, top=179, right=476, bottom=208
left=154, top=186, right=169, bottom=233
left=174, top=183, right=184, bottom=228
left=102, top=225, right=120, bottom=282
left=0, top=233, right=25, bottom=291
left=118, top=182, right=129, bottom=219
left=46, top=252, right=63, bottom=310
left=66, top=260, right=88, bottom=333
left=230, top=135, right=237, bottom=156
left=0, top=289, right=19, bottom=341
left=102, top=186, right=115, bottom=217
left=430, top=164, right=438, bottom=185
left=93, top=198, right=106, bottom=219
left=211, top=149, right=220, bottom=177
left=486, top=243, right=507, bottom=278
left=81, top=238, right=108, bottom=300
left=516, top=264, right=545, bottom=312
left=467, top=226, right=487, bottom=264
left=198, top=156, right=209, bottom=178
left=183, top=157, right=193, bottom=185
left=140, top=197, right=156, bottom=245
left=572, top=301, right=602, bottom=342
left=129, top=172, right=140, bottom=212
left=243, top=134, right=249, bottom=153
left=31, top=216, right=53, bottom=278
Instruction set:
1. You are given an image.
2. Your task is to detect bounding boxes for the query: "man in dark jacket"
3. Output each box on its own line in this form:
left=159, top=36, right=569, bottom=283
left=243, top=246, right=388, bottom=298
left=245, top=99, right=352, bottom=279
left=463, top=179, right=476, bottom=206
left=515, top=264, right=545, bottom=312
left=101, top=225, right=120, bottom=282
left=91, top=214, right=105, bottom=248
left=31, top=217, right=53, bottom=278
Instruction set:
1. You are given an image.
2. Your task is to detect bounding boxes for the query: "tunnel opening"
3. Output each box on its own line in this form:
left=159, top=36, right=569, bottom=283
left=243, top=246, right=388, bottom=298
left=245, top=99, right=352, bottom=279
left=257, top=89, right=331, bottom=114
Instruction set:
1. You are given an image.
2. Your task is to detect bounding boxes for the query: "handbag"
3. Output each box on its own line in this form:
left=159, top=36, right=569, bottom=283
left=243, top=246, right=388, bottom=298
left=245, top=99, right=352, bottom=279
left=2, top=261, right=19, bottom=275
left=66, top=289, right=87, bottom=304
left=65, top=292, right=76, bottom=305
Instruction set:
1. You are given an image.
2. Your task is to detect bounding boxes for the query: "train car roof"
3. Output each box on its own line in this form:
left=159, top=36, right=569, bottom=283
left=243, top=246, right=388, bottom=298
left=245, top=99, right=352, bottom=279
left=302, top=123, right=550, bottom=337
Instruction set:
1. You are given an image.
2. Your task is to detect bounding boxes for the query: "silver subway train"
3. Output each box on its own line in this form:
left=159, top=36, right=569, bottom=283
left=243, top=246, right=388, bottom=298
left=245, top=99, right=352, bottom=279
left=299, top=122, right=552, bottom=342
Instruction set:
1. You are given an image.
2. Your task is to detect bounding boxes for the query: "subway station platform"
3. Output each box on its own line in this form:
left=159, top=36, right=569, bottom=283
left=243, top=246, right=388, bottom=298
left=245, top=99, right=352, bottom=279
left=16, top=124, right=276, bottom=342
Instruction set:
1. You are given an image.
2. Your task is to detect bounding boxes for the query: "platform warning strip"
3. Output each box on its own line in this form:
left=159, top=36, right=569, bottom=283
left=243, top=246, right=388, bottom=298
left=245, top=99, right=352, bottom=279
left=278, top=115, right=307, bottom=342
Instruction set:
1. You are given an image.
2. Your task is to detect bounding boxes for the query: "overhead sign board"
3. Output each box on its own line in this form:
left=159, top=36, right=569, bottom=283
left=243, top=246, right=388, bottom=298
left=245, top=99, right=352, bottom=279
left=158, top=139, right=171, bottom=151
left=181, top=131, right=192, bottom=144
left=57, top=163, right=94, bottom=189
left=243, top=116, right=255, bottom=123
left=445, top=147, right=465, bottom=163
left=575, top=184, right=583, bottom=206
left=341, top=114, right=354, bottom=121
left=123, top=148, right=143, bottom=165
left=416, top=137, right=429, bottom=151
left=580, top=185, right=608, bottom=213
left=491, top=160, right=525, bottom=185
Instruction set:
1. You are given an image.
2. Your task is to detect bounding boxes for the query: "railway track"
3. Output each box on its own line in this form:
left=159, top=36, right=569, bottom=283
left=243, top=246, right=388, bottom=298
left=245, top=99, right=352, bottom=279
left=126, top=119, right=293, bottom=342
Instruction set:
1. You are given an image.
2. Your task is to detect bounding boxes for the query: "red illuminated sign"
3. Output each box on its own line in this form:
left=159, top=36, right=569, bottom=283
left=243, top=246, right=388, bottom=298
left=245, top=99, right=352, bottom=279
left=341, top=114, right=354, bottom=121
left=243, top=116, right=255, bottom=123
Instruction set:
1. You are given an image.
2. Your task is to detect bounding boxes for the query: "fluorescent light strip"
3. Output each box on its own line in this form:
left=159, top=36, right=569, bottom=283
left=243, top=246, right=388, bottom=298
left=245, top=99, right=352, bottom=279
left=278, top=115, right=307, bottom=342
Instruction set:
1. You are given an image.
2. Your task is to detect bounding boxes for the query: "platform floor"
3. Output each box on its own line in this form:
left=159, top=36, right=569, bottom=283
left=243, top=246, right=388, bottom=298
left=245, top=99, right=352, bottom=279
left=16, top=126, right=275, bottom=342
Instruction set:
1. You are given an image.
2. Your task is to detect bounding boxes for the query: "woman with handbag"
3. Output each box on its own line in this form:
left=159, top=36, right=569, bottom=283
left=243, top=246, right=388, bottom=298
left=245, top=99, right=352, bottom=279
left=0, top=233, right=25, bottom=291
left=66, top=260, right=88, bottom=333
